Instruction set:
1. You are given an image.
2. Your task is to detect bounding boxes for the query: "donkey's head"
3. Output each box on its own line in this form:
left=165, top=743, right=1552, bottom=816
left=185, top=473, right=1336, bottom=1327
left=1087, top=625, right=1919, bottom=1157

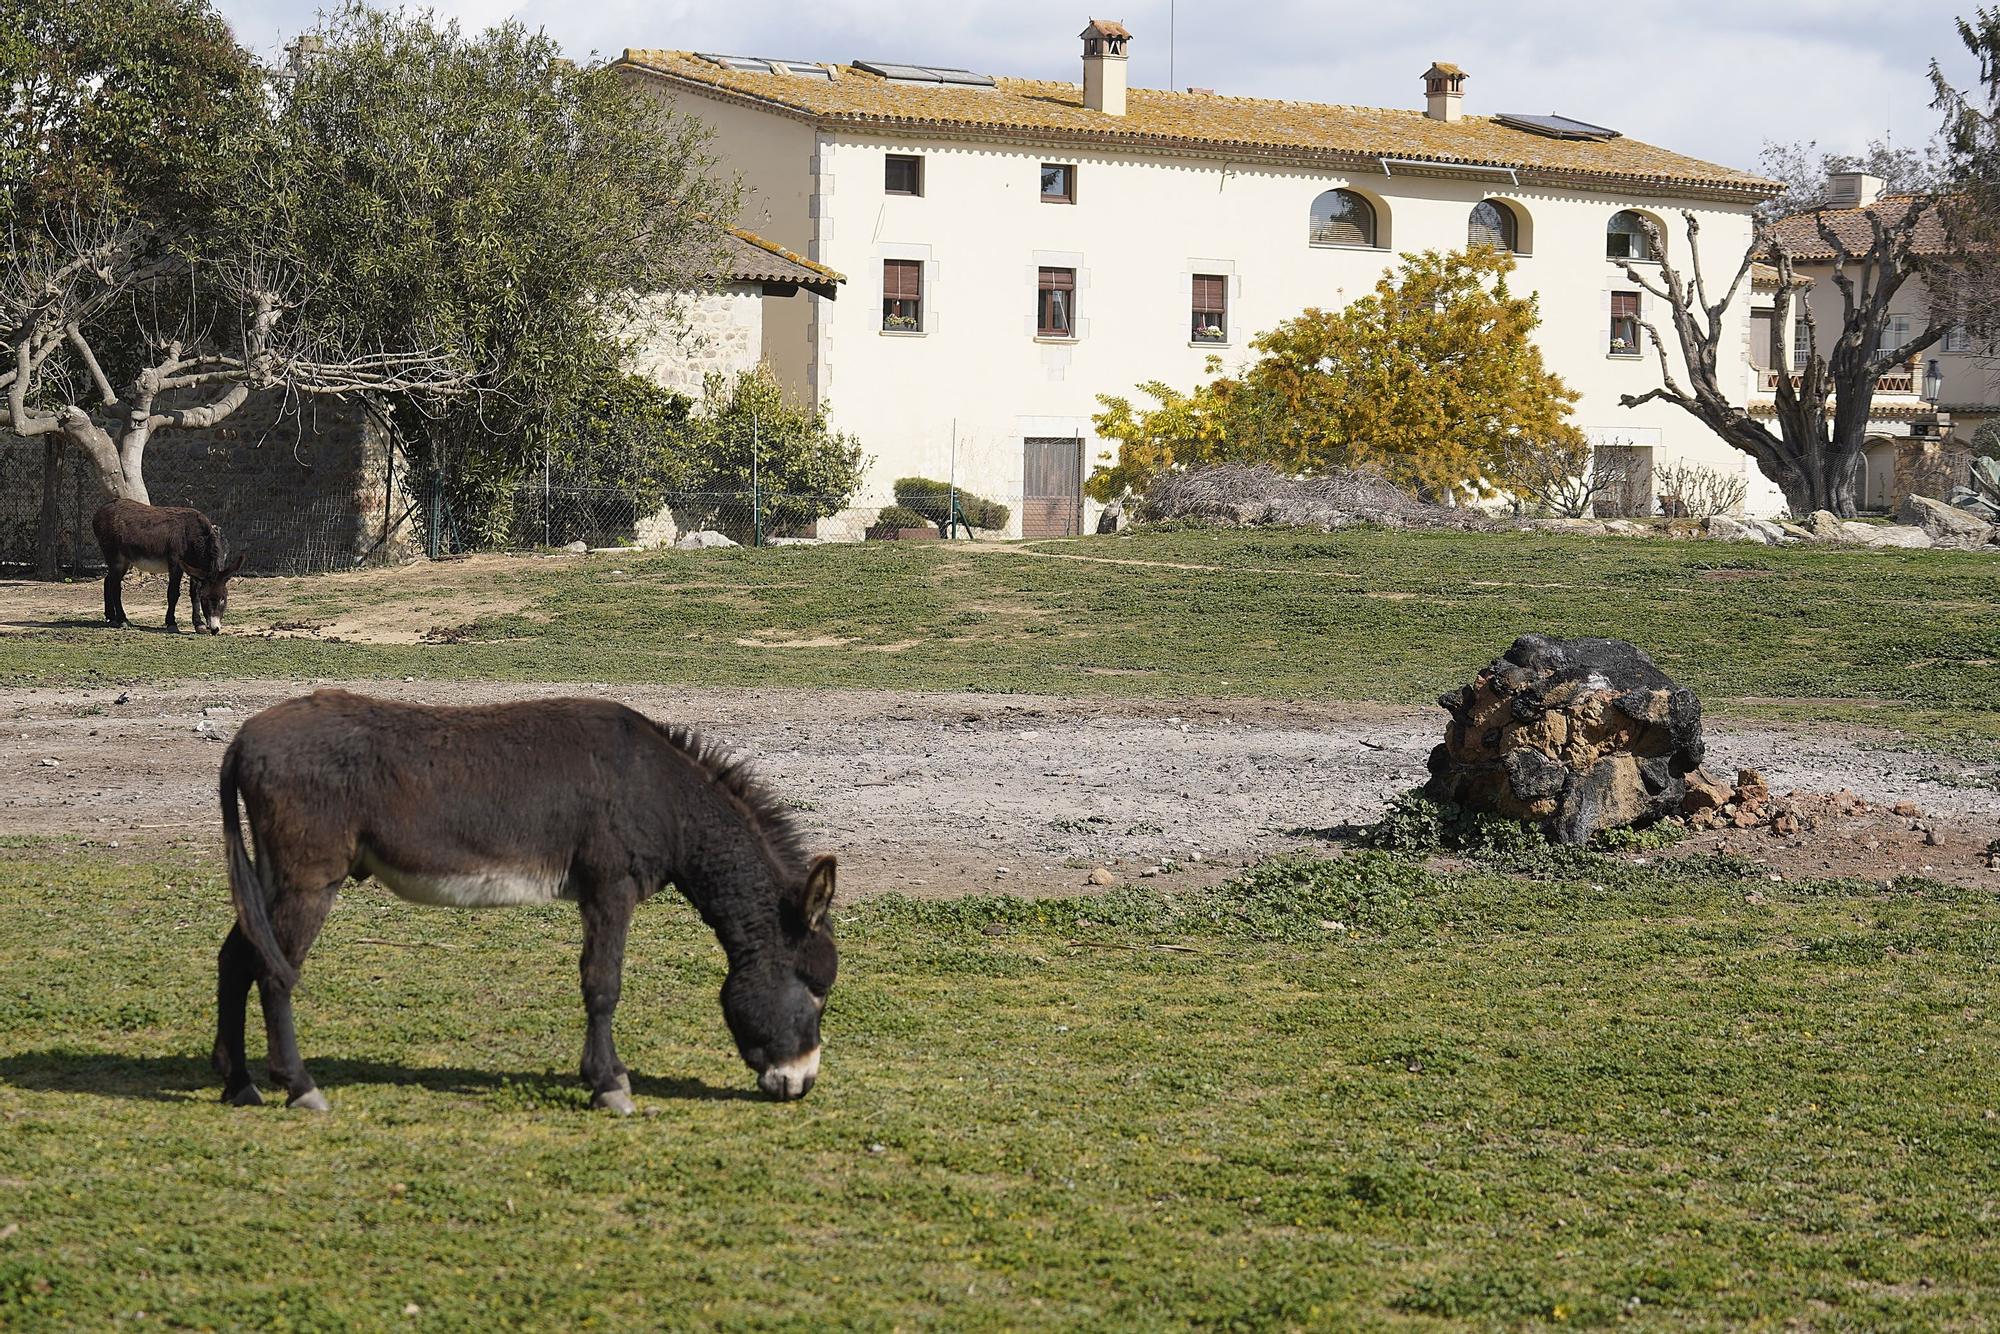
left=721, top=853, right=838, bottom=1100
left=194, top=553, right=245, bottom=634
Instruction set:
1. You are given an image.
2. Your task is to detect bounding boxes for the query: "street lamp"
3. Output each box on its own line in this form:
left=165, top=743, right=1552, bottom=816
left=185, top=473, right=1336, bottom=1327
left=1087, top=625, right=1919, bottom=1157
left=1922, top=358, right=1943, bottom=405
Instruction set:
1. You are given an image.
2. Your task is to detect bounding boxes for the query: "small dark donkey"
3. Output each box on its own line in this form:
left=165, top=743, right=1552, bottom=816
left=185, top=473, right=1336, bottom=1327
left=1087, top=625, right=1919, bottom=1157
left=216, top=690, right=838, bottom=1113
left=94, top=498, right=244, bottom=634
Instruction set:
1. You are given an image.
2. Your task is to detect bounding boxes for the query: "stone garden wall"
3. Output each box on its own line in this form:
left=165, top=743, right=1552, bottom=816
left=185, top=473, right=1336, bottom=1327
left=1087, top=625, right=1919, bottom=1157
left=0, top=392, right=407, bottom=574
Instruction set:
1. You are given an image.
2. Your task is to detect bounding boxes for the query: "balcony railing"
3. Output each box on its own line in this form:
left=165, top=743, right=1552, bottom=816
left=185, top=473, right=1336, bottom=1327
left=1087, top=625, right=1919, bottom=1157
left=1758, top=357, right=1920, bottom=396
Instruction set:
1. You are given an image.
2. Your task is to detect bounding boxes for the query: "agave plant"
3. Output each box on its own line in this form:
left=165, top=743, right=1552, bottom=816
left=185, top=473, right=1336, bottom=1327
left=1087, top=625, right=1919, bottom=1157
left=1949, top=454, right=2000, bottom=523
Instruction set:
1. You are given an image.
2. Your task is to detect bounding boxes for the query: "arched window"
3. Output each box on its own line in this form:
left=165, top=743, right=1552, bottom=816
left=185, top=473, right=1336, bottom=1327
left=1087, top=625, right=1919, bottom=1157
left=1468, top=200, right=1519, bottom=253
left=1309, top=189, right=1377, bottom=247
left=1606, top=210, right=1656, bottom=261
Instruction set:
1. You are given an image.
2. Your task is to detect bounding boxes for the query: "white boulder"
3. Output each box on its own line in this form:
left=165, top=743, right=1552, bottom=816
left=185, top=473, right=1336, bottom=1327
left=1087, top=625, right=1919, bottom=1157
left=1706, top=514, right=1769, bottom=544
left=1899, top=494, right=1995, bottom=550
left=675, top=530, right=739, bottom=550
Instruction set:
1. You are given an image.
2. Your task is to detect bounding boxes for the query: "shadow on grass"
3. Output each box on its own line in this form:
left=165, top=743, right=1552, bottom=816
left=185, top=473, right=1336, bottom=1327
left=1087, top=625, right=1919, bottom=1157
left=0, top=1048, right=758, bottom=1105
left=0, top=617, right=111, bottom=632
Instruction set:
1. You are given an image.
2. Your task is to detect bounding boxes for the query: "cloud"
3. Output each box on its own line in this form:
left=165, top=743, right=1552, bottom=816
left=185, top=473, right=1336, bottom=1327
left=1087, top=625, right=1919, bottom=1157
left=216, top=0, right=1980, bottom=170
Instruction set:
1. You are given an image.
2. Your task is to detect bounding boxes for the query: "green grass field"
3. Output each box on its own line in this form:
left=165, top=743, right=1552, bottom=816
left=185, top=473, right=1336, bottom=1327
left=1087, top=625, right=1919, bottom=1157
left=4, top=530, right=1997, bottom=1327
left=5, top=527, right=1998, bottom=750
left=0, top=837, right=1994, bottom=1329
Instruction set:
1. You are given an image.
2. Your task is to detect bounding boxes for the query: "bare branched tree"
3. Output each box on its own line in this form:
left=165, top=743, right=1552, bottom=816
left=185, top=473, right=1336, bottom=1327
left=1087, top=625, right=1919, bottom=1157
left=1615, top=204, right=1963, bottom=517
left=1501, top=432, right=1633, bottom=518
left=6, top=221, right=474, bottom=571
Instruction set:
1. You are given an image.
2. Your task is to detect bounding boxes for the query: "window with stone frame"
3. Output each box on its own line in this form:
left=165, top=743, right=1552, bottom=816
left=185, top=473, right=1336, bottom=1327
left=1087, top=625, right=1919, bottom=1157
left=1609, top=291, right=1640, bottom=356
left=1037, top=267, right=1076, bottom=338
left=882, top=260, right=923, bottom=331
left=1191, top=274, right=1227, bottom=343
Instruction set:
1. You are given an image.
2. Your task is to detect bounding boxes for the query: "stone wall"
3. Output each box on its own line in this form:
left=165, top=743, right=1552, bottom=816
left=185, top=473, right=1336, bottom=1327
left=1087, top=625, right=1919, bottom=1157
left=0, top=392, right=407, bottom=574
left=624, top=284, right=765, bottom=397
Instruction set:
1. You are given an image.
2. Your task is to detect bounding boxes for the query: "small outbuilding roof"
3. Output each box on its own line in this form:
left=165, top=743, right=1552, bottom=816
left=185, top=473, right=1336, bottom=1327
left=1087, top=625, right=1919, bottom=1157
left=716, top=227, right=844, bottom=298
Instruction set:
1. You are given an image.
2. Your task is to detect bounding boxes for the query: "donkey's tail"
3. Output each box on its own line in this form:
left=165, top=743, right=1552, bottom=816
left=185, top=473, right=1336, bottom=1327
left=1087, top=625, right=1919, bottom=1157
left=219, top=742, right=297, bottom=990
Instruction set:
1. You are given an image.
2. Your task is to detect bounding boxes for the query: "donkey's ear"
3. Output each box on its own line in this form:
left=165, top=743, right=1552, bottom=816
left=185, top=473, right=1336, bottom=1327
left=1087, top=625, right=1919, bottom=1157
left=223, top=552, right=246, bottom=576
left=801, top=855, right=837, bottom=930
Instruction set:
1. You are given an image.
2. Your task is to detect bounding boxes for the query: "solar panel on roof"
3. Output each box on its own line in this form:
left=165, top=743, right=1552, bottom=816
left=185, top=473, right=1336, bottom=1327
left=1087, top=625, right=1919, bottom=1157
left=1495, top=113, right=1621, bottom=141
left=695, top=53, right=832, bottom=78
left=853, top=60, right=995, bottom=87
left=854, top=60, right=937, bottom=80
left=697, top=52, right=773, bottom=72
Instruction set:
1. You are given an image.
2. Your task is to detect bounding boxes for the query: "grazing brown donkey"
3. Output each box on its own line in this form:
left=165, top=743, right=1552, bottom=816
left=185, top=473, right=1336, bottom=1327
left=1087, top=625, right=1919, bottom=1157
left=93, top=498, right=244, bottom=634
left=215, top=690, right=838, bottom=1113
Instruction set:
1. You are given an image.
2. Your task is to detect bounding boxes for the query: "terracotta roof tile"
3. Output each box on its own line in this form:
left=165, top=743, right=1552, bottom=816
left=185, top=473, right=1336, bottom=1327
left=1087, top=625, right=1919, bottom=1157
left=619, top=50, right=1776, bottom=200
left=719, top=226, right=843, bottom=291
left=1769, top=195, right=1947, bottom=260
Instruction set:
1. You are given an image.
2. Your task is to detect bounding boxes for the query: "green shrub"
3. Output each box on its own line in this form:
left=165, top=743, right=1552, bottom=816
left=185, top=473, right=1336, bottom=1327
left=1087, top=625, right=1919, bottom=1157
left=872, top=504, right=934, bottom=530
left=893, top=476, right=1012, bottom=531
left=1358, top=789, right=1547, bottom=857
left=680, top=367, right=869, bottom=533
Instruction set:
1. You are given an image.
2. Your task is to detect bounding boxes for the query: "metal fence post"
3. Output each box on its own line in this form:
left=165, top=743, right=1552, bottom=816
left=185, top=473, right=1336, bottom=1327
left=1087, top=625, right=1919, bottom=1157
left=542, top=446, right=551, bottom=549
left=428, top=482, right=440, bottom=560
left=751, top=413, right=762, bottom=548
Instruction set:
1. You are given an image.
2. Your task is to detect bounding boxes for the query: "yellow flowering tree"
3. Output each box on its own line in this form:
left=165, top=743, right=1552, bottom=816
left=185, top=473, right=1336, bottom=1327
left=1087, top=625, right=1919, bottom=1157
left=1088, top=247, right=1586, bottom=503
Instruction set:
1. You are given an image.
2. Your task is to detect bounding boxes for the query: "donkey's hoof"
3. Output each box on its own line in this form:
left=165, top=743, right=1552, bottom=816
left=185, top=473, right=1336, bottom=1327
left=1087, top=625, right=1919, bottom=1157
left=613, top=1071, right=632, bottom=1094
left=286, top=1088, right=330, bottom=1112
left=592, top=1088, right=636, bottom=1116
left=223, top=1084, right=263, bottom=1107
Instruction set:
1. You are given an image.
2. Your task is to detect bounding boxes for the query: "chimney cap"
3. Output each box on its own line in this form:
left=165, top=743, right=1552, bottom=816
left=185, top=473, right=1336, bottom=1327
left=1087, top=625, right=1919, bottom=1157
left=1424, top=60, right=1465, bottom=77
left=1825, top=170, right=1885, bottom=208
left=1082, top=18, right=1133, bottom=40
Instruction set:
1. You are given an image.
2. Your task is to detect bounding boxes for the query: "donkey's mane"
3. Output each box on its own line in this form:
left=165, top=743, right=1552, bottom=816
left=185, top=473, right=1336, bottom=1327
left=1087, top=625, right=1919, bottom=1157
left=652, top=720, right=809, bottom=877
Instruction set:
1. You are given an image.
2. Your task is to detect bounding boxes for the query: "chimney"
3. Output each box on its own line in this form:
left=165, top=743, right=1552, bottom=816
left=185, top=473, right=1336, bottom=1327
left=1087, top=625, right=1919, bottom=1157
left=1081, top=19, right=1131, bottom=116
left=1423, top=61, right=1466, bottom=122
left=1826, top=171, right=1885, bottom=209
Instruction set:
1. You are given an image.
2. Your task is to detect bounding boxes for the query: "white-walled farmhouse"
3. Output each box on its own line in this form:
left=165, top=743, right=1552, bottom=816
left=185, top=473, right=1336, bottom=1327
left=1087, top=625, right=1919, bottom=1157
left=619, top=25, right=1781, bottom=529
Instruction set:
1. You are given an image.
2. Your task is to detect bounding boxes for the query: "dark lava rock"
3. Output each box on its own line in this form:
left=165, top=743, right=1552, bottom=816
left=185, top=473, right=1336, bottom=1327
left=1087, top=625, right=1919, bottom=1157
left=1426, top=634, right=1706, bottom=844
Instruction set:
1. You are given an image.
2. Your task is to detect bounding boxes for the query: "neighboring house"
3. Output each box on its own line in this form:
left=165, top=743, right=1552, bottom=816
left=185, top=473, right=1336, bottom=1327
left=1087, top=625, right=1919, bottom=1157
left=1753, top=175, right=1986, bottom=512
left=617, top=20, right=1784, bottom=530
left=628, top=226, right=844, bottom=397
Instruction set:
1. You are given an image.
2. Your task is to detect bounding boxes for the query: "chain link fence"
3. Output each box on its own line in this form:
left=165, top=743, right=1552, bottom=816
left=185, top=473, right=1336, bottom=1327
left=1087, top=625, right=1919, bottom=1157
left=0, top=443, right=413, bottom=576
left=412, top=483, right=887, bottom=555
left=1, top=456, right=1043, bottom=576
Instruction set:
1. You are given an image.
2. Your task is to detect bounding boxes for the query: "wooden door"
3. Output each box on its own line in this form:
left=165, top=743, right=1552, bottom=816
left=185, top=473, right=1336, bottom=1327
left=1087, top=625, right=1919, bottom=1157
left=1022, top=437, right=1083, bottom=537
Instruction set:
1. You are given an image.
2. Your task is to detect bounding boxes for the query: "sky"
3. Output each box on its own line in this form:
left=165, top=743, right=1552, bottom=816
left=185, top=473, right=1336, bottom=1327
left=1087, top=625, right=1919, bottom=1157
left=213, top=0, right=1981, bottom=174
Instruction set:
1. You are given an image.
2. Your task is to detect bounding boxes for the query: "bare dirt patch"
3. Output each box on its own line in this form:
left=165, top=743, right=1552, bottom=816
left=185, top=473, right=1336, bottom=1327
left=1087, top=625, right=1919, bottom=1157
left=3, top=680, right=1994, bottom=896
left=0, top=555, right=544, bottom=644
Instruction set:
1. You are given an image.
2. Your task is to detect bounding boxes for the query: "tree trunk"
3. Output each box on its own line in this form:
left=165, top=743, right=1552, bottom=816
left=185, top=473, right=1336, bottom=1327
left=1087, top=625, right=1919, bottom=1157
left=34, top=438, right=65, bottom=580
left=57, top=408, right=137, bottom=502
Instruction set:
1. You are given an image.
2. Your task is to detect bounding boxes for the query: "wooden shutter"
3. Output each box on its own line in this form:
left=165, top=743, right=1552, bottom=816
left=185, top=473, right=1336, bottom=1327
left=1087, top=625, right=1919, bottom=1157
left=1039, top=267, right=1075, bottom=292
left=1192, top=275, right=1226, bottom=312
left=1611, top=292, right=1639, bottom=320
left=884, top=260, right=922, bottom=300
